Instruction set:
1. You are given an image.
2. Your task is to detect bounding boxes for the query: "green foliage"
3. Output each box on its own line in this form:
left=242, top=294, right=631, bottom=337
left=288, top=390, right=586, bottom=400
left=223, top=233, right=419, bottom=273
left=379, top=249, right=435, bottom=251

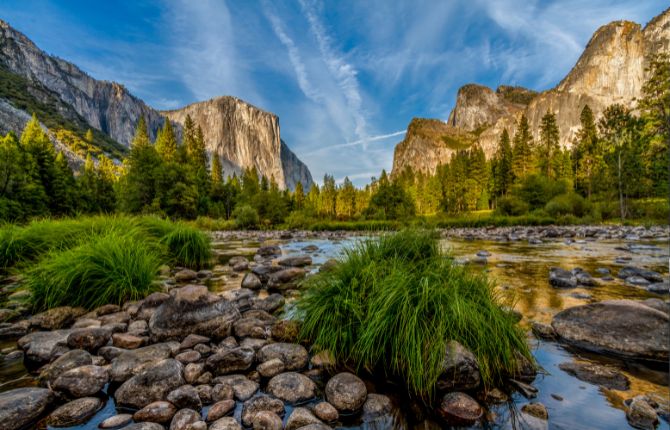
left=495, top=195, right=529, bottom=216
left=296, top=230, right=531, bottom=396
left=233, top=204, right=259, bottom=229
left=27, top=230, right=161, bottom=310
left=161, top=224, right=212, bottom=269
left=545, top=192, right=590, bottom=217
left=514, top=174, right=568, bottom=210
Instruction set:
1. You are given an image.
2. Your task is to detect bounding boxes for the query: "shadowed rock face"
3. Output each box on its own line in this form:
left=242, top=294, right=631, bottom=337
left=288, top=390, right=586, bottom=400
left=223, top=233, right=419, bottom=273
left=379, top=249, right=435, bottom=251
left=163, top=97, right=312, bottom=191
left=392, top=8, right=670, bottom=174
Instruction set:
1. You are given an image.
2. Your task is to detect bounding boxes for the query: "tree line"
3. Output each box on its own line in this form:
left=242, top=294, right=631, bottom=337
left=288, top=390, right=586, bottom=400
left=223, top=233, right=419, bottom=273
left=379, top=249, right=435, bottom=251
left=0, top=55, right=666, bottom=225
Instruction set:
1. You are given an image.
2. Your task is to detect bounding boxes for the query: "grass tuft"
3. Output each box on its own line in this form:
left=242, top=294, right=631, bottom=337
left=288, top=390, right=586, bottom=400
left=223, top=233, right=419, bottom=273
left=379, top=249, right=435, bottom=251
left=161, top=223, right=212, bottom=269
left=296, top=229, right=531, bottom=397
left=27, top=230, right=161, bottom=310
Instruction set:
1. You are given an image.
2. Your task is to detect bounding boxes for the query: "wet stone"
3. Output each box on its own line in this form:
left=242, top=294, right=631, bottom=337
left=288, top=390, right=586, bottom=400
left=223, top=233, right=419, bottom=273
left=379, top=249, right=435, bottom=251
left=98, top=413, right=133, bottom=429
left=559, top=361, right=630, bottom=390
left=241, top=394, right=285, bottom=426
left=313, top=401, right=339, bottom=422
left=52, top=365, right=108, bottom=398
left=209, top=417, right=243, bottom=430
left=0, top=387, right=54, bottom=430
left=286, top=407, right=323, bottom=430
left=133, top=400, right=177, bottom=423
left=47, top=397, right=102, bottom=427
left=267, top=372, right=316, bottom=403
left=206, top=399, right=236, bottom=421
left=521, top=402, right=548, bottom=420
left=169, top=408, right=200, bottom=430
left=325, top=372, right=367, bottom=413
left=167, top=384, right=202, bottom=410
left=251, top=410, right=283, bottom=430
left=215, top=374, right=259, bottom=401
left=437, top=392, right=483, bottom=426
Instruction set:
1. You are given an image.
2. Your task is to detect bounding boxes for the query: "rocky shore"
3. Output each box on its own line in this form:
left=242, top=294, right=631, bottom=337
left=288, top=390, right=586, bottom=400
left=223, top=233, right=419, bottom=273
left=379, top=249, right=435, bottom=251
left=0, top=227, right=667, bottom=430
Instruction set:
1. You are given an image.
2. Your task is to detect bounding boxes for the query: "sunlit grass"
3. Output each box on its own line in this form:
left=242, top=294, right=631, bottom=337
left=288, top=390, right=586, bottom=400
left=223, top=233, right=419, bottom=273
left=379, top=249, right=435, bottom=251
left=296, top=229, right=531, bottom=397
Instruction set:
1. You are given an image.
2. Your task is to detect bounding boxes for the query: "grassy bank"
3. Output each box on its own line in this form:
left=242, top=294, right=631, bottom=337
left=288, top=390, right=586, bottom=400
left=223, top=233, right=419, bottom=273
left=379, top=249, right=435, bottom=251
left=295, top=229, right=531, bottom=397
left=0, top=216, right=212, bottom=310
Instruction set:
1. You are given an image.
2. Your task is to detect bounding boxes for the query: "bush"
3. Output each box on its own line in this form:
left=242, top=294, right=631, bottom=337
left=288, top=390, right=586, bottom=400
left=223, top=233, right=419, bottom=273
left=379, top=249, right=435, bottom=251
left=233, top=205, right=259, bottom=229
left=545, top=193, right=590, bottom=217
left=27, top=230, right=161, bottom=310
left=161, top=224, right=212, bottom=269
left=296, top=230, right=531, bottom=397
left=515, top=175, right=568, bottom=209
left=283, top=210, right=316, bottom=230
left=496, top=196, right=529, bottom=216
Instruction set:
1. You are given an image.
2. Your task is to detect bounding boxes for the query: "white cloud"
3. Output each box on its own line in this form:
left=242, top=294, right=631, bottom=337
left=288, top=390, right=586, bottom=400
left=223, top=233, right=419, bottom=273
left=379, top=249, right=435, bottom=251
left=304, top=129, right=406, bottom=156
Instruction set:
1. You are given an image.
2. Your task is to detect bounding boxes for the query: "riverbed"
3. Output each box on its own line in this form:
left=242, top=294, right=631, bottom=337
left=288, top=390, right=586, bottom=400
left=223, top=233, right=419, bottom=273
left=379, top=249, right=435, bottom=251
left=0, top=230, right=668, bottom=429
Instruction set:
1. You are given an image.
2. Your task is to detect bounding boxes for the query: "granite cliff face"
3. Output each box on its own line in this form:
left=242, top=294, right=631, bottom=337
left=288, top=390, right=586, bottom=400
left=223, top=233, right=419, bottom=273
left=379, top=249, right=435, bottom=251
left=0, top=20, right=312, bottom=189
left=392, top=118, right=476, bottom=175
left=163, top=97, right=312, bottom=190
left=392, top=8, right=670, bottom=174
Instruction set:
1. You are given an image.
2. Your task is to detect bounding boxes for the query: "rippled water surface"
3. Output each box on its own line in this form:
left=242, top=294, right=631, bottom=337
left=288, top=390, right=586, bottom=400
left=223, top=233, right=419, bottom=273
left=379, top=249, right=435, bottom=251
left=2, top=234, right=668, bottom=430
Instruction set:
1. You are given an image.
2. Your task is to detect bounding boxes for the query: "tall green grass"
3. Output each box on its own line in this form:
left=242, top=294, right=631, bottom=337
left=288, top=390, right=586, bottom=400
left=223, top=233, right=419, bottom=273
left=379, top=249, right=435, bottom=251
left=296, top=229, right=531, bottom=397
left=27, top=230, right=162, bottom=310
left=161, top=224, right=212, bottom=270
left=0, top=216, right=213, bottom=310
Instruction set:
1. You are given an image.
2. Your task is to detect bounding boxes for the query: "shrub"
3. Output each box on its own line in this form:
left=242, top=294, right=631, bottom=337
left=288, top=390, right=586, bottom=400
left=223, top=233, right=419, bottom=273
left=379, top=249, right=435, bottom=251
left=296, top=230, right=531, bottom=397
left=27, top=230, right=161, bottom=310
left=233, top=205, right=259, bottom=229
left=283, top=210, right=316, bottom=230
left=515, top=175, right=568, bottom=209
left=161, top=224, right=212, bottom=269
left=496, top=196, right=529, bottom=216
left=545, top=193, right=590, bottom=217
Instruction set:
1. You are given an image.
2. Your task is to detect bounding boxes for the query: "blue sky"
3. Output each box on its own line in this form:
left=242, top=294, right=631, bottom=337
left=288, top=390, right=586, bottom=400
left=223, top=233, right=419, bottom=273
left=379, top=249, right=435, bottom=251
left=0, top=0, right=665, bottom=185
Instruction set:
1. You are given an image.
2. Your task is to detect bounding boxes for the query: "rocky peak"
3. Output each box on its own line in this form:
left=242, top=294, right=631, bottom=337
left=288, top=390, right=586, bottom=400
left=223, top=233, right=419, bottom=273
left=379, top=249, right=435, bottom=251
left=447, top=84, right=532, bottom=132
left=163, top=97, right=312, bottom=190
left=0, top=19, right=164, bottom=146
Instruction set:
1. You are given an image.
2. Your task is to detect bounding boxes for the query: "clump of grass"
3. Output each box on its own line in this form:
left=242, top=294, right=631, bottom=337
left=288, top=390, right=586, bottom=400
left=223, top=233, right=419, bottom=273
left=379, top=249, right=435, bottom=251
left=161, top=224, right=212, bottom=269
left=27, top=230, right=162, bottom=310
left=296, top=229, right=531, bottom=397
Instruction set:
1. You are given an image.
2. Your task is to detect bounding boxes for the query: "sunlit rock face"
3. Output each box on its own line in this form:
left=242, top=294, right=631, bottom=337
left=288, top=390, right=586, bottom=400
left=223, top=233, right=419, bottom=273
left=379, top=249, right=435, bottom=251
left=163, top=97, right=313, bottom=190
left=0, top=20, right=313, bottom=189
left=392, top=8, right=670, bottom=175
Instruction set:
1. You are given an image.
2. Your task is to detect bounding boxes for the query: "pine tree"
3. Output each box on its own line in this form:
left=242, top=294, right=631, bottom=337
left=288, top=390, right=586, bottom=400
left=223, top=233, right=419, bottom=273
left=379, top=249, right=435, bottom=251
left=572, top=105, right=602, bottom=198
left=131, top=116, right=151, bottom=148
left=85, top=129, right=94, bottom=143
left=492, top=128, right=514, bottom=200
left=321, top=174, right=337, bottom=217
left=211, top=153, right=223, bottom=185
left=294, top=182, right=305, bottom=210
left=538, top=111, right=560, bottom=178
left=512, top=114, right=534, bottom=179
left=154, top=120, right=178, bottom=161
left=337, top=177, right=356, bottom=219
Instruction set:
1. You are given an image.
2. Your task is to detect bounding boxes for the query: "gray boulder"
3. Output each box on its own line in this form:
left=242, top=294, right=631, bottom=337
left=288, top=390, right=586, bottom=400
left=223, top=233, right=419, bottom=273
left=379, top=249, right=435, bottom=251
left=436, top=340, right=480, bottom=391
left=149, top=285, right=241, bottom=341
left=552, top=300, right=669, bottom=362
left=46, top=397, right=102, bottom=427
left=325, top=372, right=367, bottom=413
left=0, top=387, right=54, bottom=430
left=267, top=372, right=316, bottom=403
left=52, top=365, right=108, bottom=398
left=115, top=358, right=185, bottom=409
left=110, top=342, right=176, bottom=382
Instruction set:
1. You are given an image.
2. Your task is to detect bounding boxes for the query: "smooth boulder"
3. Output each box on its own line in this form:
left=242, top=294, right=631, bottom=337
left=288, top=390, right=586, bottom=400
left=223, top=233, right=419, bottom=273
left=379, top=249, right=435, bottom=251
left=0, top=387, right=54, bottom=430
left=52, top=365, right=109, bottom=398
left=437, top=340, right=480, bottom=391
left=149, top=285, right=241, bottom=341
left=552, top=300, right=669, bottom=362
left=325, top=372, right=367, bottom=412
left=46, top=397, right=102, bottom=427
left=267, top=372, right=316, bottom=403
left=115, top=359, right=185, bottom=409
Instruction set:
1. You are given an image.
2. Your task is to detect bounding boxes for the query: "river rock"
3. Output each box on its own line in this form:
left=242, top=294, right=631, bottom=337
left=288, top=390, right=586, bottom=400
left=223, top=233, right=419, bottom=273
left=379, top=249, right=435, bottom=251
left=209, top=417, right=243, bottom=430
left=39, top=349, right=92, bottom=385
left=549, top=268, right=577, bottom=289
left=211, top=383, right=234, bottom=402
left=267, top=268, right=306, bottom=289
left=66, top=327, right=111, bottom=352
left=0, top=387, right=54, bottom=430
left=110, top=342, right=176, bottom=382
left=313, top=402, right=338, bottom=422
left=626, top=276, right=651, bottom=286
left=175, top=269, right=198, bottom=282
left=257, top=342, right=308, bottom=371
left=98, top=311, right=131, bottom=326
left=559, top=362, right=630, bottom=390
left=215, top=375, right=259, bottom=401
left=267, top=372, right=316, bottom=403
left=241, top=394, right=285, bottom=426
left=325, top=372, right=367, bottom=412
left=286, top=407, right=323, bottom=430
left=618, top=267, right=663, bottom=283
left=167, top=385, right=202, bottom=410
left=362, top=393, right=393, bottom=422
left=30, top=306, right=85, bottom=330
left=626, top=395, right=659, bottom=430
left=119, top=423, right=165, bottom=430
left=437, top=340, right=480, bottom=391
left=149, top=285, right=241, bottom=342
left=206, top=347, right=254, bottom=375
left=169, top=408, right=200, bottom=430
left=112, top=332, right=145, bottom=349
left=18, top=330, right=71, bottom=364
left=521, top=402, right=548, bottom=420
left=233, top=314, right=274, bottom=338
left=257, top=358, right=285, bottom=378
left=175, top=350, right=201, bottom=364
left=250, top=294, right=285, bottom=314
left=251, top=410, right=283, bottom=430
left=180, top=334, right=210, bottom=350
left=437, top=392, right=483, bottom=426
left=257, top=244, right=281, bottom=257
left=47, top=397, right=102, bottom=427
left=241, top=272, right=262, bottom=290
left=551, top=300, right=669, bottom=362
left=206, top=399, right=236, bottom=421
left=98, top=414, right=132, bottom=429
left=52, top=365, right=108, bottom=397
left=251, top=265, right=283, bottom=283
left=133, top=400, right=177, bottom=423
left=647, top=281, right=670, bottom=294
left=531, top=322, right=556, bottom=339
left=115, top=358, right=185, bottom=409
left=278, top=255, right=313, bottom=267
